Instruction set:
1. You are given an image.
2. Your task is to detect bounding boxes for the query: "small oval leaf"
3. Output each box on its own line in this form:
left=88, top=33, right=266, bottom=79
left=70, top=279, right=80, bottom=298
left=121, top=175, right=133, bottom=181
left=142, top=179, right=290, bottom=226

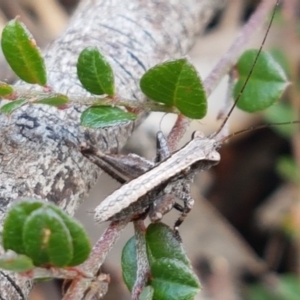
left=77, top=47, right=115, bottom=95
left=150, top=258, right=200, bottom=300
left=2, top=199, right=44, bottom=254
left=146, top=223, right=191, bottom=267
left=234, top=50, right=289, bottom=112
left=1, top=19, right=47, bottom=85
left=1, top=99, right=27, bottom=114
left=0, top=82, right=14, bottom=96
left=80, top=106, right=136, bottom=128
left=23, top=207, right=73, bottom=267
left=47, top=203, right=91, bottom=266
left=121, top=236, right=137, bottom=291
left=140, top=58, right=207, bottom=119
left=34, top=94, right=69, bottom=107
left=0, top=252, right=34, bottom=272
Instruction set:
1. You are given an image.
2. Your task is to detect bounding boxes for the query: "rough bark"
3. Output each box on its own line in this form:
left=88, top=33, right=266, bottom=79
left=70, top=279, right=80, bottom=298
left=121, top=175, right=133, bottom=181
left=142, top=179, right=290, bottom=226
left=0, top=0, right=225, bottom=298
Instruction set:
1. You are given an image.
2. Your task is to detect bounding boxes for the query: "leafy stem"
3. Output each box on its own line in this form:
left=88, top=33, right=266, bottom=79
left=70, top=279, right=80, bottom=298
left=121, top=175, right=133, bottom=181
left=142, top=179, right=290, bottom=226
left=168, top=0, right=276, bottom=148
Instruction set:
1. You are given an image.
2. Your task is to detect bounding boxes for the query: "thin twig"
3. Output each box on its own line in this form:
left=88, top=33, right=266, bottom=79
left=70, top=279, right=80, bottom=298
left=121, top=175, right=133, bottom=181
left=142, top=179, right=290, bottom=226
left=167, top=114, right=190, bottom=152
left=204, top=0, right=275, bottom=96
left=215, top=69, right=235, bottom=139
left=63, top=220, right=128, bottom=300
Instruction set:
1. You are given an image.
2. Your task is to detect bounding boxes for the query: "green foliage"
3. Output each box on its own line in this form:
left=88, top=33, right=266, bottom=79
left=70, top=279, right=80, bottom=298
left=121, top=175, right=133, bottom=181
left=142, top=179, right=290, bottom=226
left=1, top=19, right=47, bottom=85
left=0, top=18, right=291, bottom=128
left=264, top=102, right=296, bottom=137
left=76, top=48, right=140, bottom=127
left=0, top=82, right=14, bottom=97
left=77, top=47, right=115, bottom=96
left=80, top=106, right=136, bottom=128
left=121, top=236, right=137, bottom=291
left=46, top=203, right=91, bottom=266
left=0, top=94, right=69, bottom=114
left=140, top=58, right=207, bottom=119
left=34, top=94, right=69, bottom=107
left=145, top=223, right=191, bottom=266
left=234, top=49, right=288, bottom=112
left=23, top=207, right=73, bottom=267
left=246, top=274, right=300, bottom=300
left=276, top=156, right=300, bottom=184
left=269, top=48, right=290, bottom=77
left=0, top=99, right=27, bottom=114
left=2, top=200, right=43, bottom=254
left=121, top=223, right=200, bottom=300
left=150, top=258, right=199, bottom=300
left=0, top=252, right=34, bottom=272
left=140, top=286, right=155, bottom=300
left=1, top=199, right=91, bottom=269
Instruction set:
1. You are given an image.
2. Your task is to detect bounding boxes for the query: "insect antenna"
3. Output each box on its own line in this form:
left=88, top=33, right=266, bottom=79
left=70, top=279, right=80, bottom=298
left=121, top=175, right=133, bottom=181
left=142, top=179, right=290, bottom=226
left=212, top=0, right=280, bottom=139
left=221, top=120, right=300, bottom=143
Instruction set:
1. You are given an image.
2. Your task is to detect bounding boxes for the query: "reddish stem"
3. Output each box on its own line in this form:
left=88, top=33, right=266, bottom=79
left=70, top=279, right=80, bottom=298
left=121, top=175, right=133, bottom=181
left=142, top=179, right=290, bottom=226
left=63, top=220, right=128, bottom=300
left=131, top=220, right=150, bottom=300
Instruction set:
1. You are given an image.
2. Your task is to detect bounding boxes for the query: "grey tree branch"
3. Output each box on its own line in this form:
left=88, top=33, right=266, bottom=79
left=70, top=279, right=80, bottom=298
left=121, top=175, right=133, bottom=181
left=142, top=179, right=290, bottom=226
left=0, top=0, right=225, bottom=298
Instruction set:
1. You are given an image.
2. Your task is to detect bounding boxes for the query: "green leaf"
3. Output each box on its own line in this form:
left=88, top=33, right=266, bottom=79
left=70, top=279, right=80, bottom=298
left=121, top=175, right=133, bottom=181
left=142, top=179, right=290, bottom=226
left=145, top=224, right=200, bottom=299
left=0, top=252, right=34, bottom=272
left=121, top=236, right=137, bottom=291
left=278, top=275, right=300, bottom=300
left=47, top=203, right=91, bottom=266
left=34, top=94, right=69, bottom=107
left=1, top=99, right=27, bottom=114
left=80, top=106, right=136, bottom=128
left=140, top=286, right=154, bottom=300
left=1, top=19, right=47, bottom=85
left=264, top=103, right=296, bottom=137
left=77, top=47, right=115, bottom=96
left=276, top=156, right=300, bottom=184
left=2, top=199, right=90, bottom=268
left=234, top=50, right=289, bottom=112
left=150, top=258, right=200, bottom=300
left=269, top=48, right=290, bottom=77
left=246, top=274, right=300, bottom=300
left=23, top=207, right=73, bottom=267
left=122, top=224, right=200, bottom=297
left=140, top=58, right=207, bottom=119
left=2, top=199, right=44, bottom=254
left=146, top=223, right=190, bottom=267
left=246, top=283, right=276, bottom=300
left=0, top=82, right=14, bottom=96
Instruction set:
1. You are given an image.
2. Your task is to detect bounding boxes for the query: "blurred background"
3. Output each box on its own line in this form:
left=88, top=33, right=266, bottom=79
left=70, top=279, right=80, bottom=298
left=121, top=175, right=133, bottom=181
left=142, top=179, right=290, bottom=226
left=0, top=0, right=300, bottom=299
